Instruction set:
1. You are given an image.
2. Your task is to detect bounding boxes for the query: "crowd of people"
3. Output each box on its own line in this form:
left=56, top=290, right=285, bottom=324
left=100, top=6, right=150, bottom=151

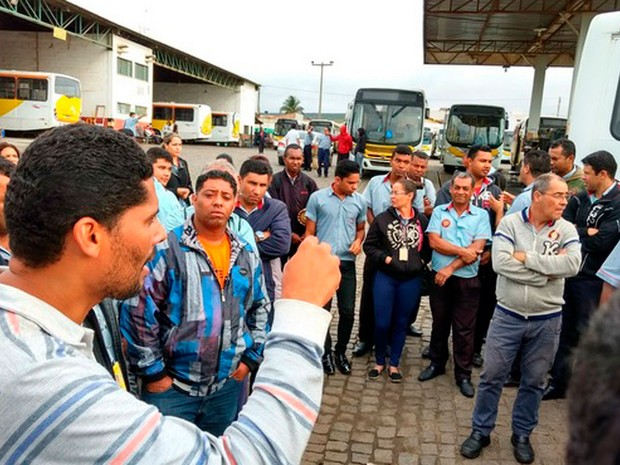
left=0, top=124, right=619, bottom=464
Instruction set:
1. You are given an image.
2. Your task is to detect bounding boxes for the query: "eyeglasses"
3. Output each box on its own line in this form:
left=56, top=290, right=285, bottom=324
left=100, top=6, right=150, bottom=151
left=543, top=192, right=570, bottom=201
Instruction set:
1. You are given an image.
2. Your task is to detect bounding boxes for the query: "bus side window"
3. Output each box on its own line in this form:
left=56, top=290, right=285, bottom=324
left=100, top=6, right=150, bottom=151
left=0, top=77, right=16, bottom=99
left=17, top=78, right=48, bottom=102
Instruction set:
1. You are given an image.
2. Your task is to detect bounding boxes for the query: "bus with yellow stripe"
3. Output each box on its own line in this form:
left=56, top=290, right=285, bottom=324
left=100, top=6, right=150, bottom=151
left=439, top=104, right=507, bottom=173
left=0, top=70, right=81, bottom=132
left=152, top=102, right=212, bottom=141
left=347, top=88, right=426, bottom=175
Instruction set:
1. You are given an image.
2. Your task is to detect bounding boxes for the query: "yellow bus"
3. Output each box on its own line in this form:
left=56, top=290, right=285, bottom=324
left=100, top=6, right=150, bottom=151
left=347, top=88, right=426, bottom=175
left=0, top=70, right=81, bottom=132
left=440, top=104, right=507, bottom=173
left=152, top=102, right=212, bottom=141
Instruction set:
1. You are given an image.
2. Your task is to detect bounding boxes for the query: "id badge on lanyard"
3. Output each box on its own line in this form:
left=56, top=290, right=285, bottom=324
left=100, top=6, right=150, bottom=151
left=399, top=220, right=409, bottom=261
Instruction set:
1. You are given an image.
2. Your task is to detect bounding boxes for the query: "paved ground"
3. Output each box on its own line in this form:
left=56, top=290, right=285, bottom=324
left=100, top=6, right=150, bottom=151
left=6, top=138, right=569, bottom=465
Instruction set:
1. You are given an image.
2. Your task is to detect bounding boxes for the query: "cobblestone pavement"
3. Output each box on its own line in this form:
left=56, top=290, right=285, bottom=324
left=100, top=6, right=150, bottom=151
left=7, top=140, right=568, bottom=465
left=303, top=295, right=568, bottom=465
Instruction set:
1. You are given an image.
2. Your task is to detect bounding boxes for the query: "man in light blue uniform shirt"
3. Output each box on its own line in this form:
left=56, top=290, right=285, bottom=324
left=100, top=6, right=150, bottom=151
left=306, top=160, right=366, bottom=376
left=598, top=240, right=620, bottom=304
left=506, top=150, right=550, bottom=215
left=419, top=172, right=492, bottom=399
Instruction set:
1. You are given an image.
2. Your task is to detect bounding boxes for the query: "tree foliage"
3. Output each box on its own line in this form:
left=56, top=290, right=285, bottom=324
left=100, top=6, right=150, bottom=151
left=280, top=95, right=303, bottom=113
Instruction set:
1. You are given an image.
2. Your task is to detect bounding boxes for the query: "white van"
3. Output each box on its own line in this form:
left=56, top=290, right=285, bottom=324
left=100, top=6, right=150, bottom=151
left=568, top=11, right=620, bottom=166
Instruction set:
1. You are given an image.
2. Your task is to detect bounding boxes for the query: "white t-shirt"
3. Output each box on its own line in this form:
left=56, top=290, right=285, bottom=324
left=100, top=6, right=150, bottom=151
left=284, top=128, right=300, bottom=147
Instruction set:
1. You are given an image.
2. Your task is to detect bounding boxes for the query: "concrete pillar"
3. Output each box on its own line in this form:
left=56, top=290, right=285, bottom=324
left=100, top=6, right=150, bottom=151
left=526, top=56, right=552, bottom=139
left=568, top=13, right=596, bottom=120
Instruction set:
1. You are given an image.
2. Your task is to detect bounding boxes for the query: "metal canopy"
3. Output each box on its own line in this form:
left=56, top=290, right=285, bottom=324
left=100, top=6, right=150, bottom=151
left=424, top=0, right=620, bottom=67
left=0, top=0, right=256, bottom=90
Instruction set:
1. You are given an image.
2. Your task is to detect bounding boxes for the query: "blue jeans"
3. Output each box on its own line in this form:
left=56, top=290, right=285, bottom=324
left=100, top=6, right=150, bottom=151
left=355, top=152, right=364, bottom=173
left=317, top=148, right=330, bottom=176
left=472, top=308, right=561, bottom=437
left=373, top=271, right=422, bottom=366
left=141, top=378, right=243, bottom=436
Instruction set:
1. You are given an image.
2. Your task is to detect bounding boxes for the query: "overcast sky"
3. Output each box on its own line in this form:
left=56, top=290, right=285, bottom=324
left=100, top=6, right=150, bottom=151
left=71, top=0, right=574, bottom=124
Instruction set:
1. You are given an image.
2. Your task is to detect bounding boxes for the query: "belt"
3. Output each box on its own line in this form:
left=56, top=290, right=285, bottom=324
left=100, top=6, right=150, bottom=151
left=496, top=304, right=562, bottom=321
left=172, top=376, right=228, bottom=396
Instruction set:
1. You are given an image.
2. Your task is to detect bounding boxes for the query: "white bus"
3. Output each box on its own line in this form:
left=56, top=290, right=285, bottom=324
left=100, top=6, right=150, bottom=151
left=568, top=11, right=620, bottom=167
left=152, top=102, right=212, bottom=141
left=440, top=104, right=507, bottom=173
left=210, top=111, right=240, bottom=145
left=0, top=70, right=81, bottom=132
left=347, top=88, right=426, bottom=174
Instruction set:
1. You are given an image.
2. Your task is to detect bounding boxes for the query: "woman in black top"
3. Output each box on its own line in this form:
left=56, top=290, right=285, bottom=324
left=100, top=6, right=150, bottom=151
left=363, top=179, right=429, bottom=383
left=163, top=134, right=193, bottom=206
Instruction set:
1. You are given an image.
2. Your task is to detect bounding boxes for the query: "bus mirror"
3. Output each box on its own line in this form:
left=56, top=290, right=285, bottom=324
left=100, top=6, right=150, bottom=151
left=425, top=108, right=430, bottom=118
left=506, top=120, right=509, bottom=130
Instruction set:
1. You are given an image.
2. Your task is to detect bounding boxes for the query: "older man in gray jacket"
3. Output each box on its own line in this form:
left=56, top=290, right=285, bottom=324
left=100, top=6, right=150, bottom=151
left=460, top=173, right=581, bottom=464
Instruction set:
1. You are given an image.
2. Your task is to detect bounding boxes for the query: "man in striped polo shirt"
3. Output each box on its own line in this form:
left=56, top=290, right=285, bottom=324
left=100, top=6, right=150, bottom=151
left=0, top=124, right=341, bottom=465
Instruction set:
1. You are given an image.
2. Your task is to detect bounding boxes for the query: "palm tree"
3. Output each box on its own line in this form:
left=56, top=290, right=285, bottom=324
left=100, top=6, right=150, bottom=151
left=280, top=95, right=303, bottom=114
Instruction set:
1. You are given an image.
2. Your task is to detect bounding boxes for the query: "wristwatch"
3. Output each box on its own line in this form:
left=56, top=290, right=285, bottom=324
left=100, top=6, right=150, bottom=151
left=255, top=231, right=265, bottom=242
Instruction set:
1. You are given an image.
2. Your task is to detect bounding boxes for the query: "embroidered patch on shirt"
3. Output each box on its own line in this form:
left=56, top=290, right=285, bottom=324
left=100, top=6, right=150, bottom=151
left=442, top=219, right=451, bottom=228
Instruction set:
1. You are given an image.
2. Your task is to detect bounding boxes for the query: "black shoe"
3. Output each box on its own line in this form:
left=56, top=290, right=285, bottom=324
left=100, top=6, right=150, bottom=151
left=511, top=434, right=535, bottom=464
left=460, top=431, right=491, bottom=459
left=367, top=366, right=384, bottom=380
left=352, top=341, right=372, bottom=357
left=407, top=325, right=423, bottom=337
left=418, top=364, right=445, bottom=382
left=473, top=352, right=484, bottom=368
left=334, top=352, right=352, bottom=375
left=458, top=379, right=475, bottom=398
left=322, top=352, right=335, bottom=375
left=542, top=384, right=566, bottom=400
left=421, top=344, right=431, bottom=359
left=389, top=370, right=403, bottom=383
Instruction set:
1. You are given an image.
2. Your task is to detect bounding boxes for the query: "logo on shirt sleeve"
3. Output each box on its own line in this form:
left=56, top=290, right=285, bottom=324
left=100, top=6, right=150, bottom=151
left=441, top=219, right=451, bottom=228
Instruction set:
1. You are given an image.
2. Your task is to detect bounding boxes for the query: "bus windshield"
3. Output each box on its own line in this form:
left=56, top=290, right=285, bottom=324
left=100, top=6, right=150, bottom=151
left=54, top=76, right=80, bottom=98
left=310, top=120, right=333, bottom=133
left=351, top=103, right=423, bottom=145
left=446, top=110, right=504, bottom=148
left=423, top=130, right=433, bottom=144
left=275, top=119, right=298, bottom=136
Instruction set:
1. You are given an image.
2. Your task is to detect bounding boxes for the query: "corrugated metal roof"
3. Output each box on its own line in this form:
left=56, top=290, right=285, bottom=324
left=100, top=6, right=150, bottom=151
left=424, top=0, right=620, bottom=66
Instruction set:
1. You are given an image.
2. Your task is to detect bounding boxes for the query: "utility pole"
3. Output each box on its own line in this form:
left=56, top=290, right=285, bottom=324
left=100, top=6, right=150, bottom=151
left=311, top=61, right=333, bottom=119
left=557, top=96, right=562, bottom=116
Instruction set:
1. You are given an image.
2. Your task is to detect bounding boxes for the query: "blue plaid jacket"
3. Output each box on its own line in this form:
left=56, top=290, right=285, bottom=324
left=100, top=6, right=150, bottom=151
left=120, top=218, right=270, bottom=396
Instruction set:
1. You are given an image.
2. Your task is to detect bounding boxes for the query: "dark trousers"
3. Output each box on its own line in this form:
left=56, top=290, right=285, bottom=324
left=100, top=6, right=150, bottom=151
left=318, top=148, right=330, bottom=176
left=324, top=260, right=357, bottom=354
left=303, top=145, right=312, bottom=170
left=549, top=275, right=603, bottom=390
left=337, top=153, right=349, bottom=163
left=357, top=257, right=377, bottom=345
left=429, top=274, right=481, bottom=381
left=374, top=272, right=422, bottom=366
left=407, top=292, right=423, bottom=326
left=474, top=262, right=498, bottom=355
